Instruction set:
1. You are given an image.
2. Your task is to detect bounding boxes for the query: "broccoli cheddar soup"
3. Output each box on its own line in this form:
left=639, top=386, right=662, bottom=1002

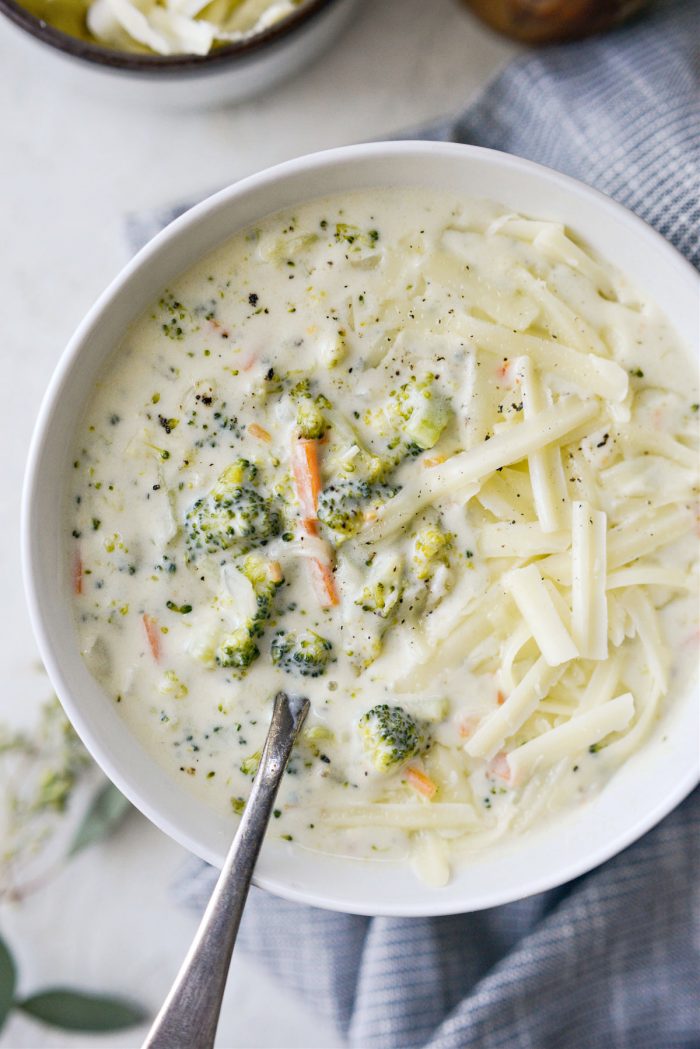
left=71, top=189, right=699, bottom=885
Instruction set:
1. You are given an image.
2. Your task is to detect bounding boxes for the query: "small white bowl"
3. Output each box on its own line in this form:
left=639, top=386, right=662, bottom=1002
left=22, top=142, right=700, bottom=916
left=0, top=0, right=357, bottom=108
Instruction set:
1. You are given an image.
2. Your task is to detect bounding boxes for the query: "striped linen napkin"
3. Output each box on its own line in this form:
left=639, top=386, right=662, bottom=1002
left=131, top=2, right=700, bottom=1045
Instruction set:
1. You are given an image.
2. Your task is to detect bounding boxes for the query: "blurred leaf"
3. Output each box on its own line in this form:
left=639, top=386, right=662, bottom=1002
left=68, top=781, right=132, bottom=857
left=17, top=989, right=147, bottom=1032
left=33, top=767, right=77, bottom=814
left=0, top=933, right=17, bottom=1032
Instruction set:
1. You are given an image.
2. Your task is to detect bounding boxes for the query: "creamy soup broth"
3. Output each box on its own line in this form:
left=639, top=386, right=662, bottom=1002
left=70, top=189, right=699, bottom=885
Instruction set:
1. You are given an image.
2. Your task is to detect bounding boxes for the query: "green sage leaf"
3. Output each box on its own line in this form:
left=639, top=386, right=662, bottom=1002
left=0, top=933, right=17, bottom=1032
left=68, top=781, right=132, bottom=857
left=17, top=989, right=147, bottom=1032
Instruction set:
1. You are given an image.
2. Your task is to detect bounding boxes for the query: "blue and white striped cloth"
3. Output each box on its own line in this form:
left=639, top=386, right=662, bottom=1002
left=137, top=2, right=700, bottom=1045
left=177, top=794, right=699, bottom=1049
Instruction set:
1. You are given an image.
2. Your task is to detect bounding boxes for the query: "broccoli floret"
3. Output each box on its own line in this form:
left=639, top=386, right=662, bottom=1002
left=380, top=374, right=452, bottom=452
left=356, top=579, right=402, bottom=618
left=394, top=375, right=451, bottom=451
left=198, top=552, right=283, bottom=675
left=219, top=459, right=254, bottom=486
left=412, top=520, right=453, bottom=581
left=324, top=410, right=388, bottom=482
left=333, top=223, right=380, bottom=250
left=342, top=606, right=385, bottom=668
left=239, top=553, right=284, bottom=636
left=158, top=670, right=188, bottom=699
left=355, top=553, right=403, bottom=618
left=358, top=704, right=424, bottom=772
left=271, top=629, right=333, bottom=677
left=290, top=379, right=329, bottom=440
left=185, top=459, right=281, bottom=560
left=240, top=750, right=261, bottom=776
left=216, top=627, right=260, bottom=670
left=317, top=480, right=399, bottom=540
left=214, top=554, right=283, bottom=672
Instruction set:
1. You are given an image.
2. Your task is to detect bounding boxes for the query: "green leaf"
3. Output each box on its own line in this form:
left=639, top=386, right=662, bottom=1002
left=67, top=781, right=132, bottom=857
left=17, top=989, right=148, bottom=1032
left=0, top=933, right=17, bottom=1033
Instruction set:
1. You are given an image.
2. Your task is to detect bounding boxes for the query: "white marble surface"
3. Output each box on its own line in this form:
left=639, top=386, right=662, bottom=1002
left=0, top=3, right=516, bottom=1045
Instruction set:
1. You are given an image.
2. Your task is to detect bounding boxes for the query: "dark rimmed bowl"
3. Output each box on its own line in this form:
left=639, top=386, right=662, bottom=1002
left=0, top=0, right=357, bottom=106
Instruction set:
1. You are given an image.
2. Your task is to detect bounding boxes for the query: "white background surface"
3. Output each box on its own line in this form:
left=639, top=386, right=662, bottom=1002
left=0, top=3, right=516, bottom=1045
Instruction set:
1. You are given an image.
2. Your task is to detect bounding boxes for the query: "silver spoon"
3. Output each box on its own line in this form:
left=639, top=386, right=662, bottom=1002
left=142, top=690, right=309, bottom=1049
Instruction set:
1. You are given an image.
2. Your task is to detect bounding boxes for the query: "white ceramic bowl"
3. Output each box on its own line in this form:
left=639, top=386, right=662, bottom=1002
left=22, top=142, right=700, bottom=916
left=0, top=0, right=357, bottom=109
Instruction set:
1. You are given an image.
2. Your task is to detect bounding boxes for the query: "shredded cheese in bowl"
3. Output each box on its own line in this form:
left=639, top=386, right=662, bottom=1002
left=22, top=0, right=304, bottom=56
left=69, top=188, right=699, bottom=887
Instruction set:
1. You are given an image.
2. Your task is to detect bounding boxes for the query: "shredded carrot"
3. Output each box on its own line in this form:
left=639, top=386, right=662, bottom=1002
left=487, top=752, right=511, bottom=782
left=72, top=550, right=83, bottom=596
left=143, top=614, right=161, bottom=662
left=291, top=441, right=339, bottom=607
left=300, top=519, right=339, bottom=605
left=240, top=352, right=257, bottom=371
left=292, top=438, right=321, bottom=518
left=497, top=359, right=510, bottom=381
left=310, top=558, right=340, bottom=608
left=497, top=690, right=506, bottom=706
left=405, top=766, right=438, bottom=799
left=248, top=422, right=271, bottom=443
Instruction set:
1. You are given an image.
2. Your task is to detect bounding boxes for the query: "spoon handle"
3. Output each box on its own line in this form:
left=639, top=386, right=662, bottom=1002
left=142, top=691, right=309, bottom=1049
